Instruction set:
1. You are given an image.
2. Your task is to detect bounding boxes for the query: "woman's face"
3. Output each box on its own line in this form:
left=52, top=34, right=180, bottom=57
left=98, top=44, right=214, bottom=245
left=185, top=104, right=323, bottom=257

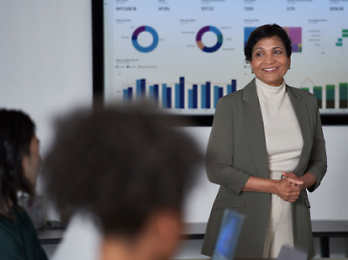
left=22, top=135, right=42, bottom=186
left=249, top=36, right=291, bottom=86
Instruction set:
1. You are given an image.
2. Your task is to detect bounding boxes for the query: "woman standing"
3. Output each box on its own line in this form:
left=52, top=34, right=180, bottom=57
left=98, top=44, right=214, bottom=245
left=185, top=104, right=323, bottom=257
left=0, top=109, right=48, bottom=260
left=201, top=24, right=327, bottom=258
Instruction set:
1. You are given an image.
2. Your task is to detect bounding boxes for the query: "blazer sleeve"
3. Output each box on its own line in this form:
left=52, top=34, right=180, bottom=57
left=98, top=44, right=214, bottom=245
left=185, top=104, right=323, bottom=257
left=306, top=103, right=327, bottom=192
left=206, top=97, right=250, bottom=195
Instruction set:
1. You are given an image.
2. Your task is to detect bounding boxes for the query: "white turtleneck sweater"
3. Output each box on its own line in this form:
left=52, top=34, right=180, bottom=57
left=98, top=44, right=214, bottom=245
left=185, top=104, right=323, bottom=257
left=255, top=78, right=303, bottom=173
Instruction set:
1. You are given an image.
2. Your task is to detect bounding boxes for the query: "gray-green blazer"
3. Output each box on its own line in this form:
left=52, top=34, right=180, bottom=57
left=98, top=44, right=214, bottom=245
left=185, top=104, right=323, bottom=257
left=201, top=79, right=327, bottom=258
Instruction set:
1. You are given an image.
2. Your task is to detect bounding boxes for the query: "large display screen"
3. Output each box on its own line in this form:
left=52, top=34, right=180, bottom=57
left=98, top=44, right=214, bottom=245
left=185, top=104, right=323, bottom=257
left=103, top=0, right=348, bottom=115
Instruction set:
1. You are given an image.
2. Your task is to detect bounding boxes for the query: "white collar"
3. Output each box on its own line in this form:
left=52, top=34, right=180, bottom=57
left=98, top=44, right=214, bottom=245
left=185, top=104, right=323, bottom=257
left=255, top=77, right=286, bottom=101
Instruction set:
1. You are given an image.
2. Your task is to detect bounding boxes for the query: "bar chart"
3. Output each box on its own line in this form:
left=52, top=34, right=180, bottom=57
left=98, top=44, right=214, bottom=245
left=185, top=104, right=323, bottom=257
left=300, top=82, right=348, bottom=109
left=123, top=77, right=237, bottom=110
left=336, top=29, right=348, bottom=47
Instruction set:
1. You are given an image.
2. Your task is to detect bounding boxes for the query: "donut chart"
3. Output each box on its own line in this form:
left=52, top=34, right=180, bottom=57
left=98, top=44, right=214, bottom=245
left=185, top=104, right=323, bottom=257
left=196, top=26, right=223, bottom=53
left=132, top=26, right=159, bottom=53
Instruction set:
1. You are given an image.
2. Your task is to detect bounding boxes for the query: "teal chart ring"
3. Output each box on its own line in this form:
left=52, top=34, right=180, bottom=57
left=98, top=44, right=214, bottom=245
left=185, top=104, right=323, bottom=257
left=132, top=26, right=159, bottom=53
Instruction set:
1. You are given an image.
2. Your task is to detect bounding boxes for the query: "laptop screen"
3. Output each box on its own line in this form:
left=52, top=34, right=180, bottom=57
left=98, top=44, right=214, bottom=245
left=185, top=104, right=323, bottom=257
left=212, top=209, right=245, bottom=260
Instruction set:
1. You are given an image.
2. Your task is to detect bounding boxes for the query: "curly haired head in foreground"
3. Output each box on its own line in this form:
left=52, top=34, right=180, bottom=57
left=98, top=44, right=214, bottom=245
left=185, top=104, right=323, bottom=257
left=43, top=104, right=202, bottom=239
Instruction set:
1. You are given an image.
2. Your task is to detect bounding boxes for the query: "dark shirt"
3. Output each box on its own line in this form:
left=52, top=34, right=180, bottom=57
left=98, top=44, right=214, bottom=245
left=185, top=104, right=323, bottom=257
left=0, top=206, right=48, bottom=260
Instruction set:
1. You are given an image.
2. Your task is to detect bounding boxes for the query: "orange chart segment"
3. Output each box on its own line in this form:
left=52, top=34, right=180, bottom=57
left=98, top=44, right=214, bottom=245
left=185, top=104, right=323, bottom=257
left=197, top=41, right=205, bottom=50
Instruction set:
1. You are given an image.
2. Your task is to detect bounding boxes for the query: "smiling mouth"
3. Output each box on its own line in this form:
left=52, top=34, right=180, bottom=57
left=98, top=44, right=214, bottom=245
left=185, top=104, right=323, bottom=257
left=262, top=67, right=278, bottom=71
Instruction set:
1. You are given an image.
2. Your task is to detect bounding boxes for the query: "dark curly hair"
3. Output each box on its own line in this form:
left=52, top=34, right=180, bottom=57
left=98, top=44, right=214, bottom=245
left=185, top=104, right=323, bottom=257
left=244, top=24, right=292, bottom=62
left=43, top=104, right=202, bottom=238
left=0, top=109, right=35, bottom=218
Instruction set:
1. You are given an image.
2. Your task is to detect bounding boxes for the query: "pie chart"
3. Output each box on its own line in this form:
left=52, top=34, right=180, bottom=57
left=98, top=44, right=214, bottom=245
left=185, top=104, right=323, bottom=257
left=132, top=26, right=159, bottom=53
left=196, top=26, right=223, bottom=53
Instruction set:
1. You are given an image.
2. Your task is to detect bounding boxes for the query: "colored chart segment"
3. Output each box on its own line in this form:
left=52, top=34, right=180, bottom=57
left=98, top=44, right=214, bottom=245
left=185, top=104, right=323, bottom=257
left=313, top=86, right=323, bottom=108
left=326, top=85, right=335, bottom=108
left=132, top=26, right=159, bottom=53
left=244, top=27, right=302, bottom=52
left=336, top=29, right=348, bottom=47
left=283, top=27, right=302, bottom=52
left=339, top=83, right=348, bottom=108
left=196, top=26, right=223, bottom=53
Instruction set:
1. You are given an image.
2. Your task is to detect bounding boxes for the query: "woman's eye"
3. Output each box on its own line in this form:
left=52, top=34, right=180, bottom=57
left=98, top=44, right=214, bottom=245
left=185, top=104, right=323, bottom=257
left=255, top=53, right=262, bottom=57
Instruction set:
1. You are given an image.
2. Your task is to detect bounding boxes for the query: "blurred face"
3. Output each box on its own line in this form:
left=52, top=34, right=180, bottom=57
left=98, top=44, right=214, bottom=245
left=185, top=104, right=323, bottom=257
left=100, top=211, right=182, bottom=260
left=250, top=36, right=291, bottom=86
left=154, top=212, right=182, bottom=260
left=22, top=135, right=42, bottom=186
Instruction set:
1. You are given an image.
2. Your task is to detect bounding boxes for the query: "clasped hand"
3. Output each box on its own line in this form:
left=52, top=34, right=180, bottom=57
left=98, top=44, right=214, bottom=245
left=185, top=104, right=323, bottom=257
left=274, top=172, right=303, bottom=202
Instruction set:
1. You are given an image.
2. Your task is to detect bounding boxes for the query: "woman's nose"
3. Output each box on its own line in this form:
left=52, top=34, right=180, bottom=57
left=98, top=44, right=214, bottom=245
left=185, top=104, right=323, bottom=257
left=264, top=53, right=275, bottom=64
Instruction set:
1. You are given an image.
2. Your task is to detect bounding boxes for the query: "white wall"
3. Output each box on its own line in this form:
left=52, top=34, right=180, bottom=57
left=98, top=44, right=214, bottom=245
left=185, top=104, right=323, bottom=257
left=0, top=1, right=92, bottom=201
left=309, top=126, right=348, bottom=220
left=0, top=1, right=92, bottom=154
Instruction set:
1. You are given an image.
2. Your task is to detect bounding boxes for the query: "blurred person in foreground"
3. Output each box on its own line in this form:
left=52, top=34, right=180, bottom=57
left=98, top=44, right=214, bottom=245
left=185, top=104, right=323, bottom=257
left=0, top=109, right=48, bottom=259
left=42, top=104, right=202, bottom=260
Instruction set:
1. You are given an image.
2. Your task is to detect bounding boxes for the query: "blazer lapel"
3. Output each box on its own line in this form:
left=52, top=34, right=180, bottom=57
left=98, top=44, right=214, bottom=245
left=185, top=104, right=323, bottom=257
left=287, top=86, right=312, bottom=176
left=242, top=79, right=269, bottom=179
